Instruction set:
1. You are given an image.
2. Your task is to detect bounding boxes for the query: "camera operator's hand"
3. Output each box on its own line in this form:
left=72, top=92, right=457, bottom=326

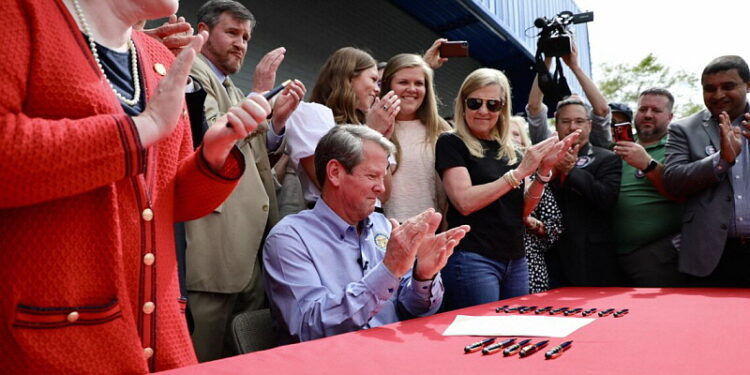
left=561, top=40, right=579, bottom=69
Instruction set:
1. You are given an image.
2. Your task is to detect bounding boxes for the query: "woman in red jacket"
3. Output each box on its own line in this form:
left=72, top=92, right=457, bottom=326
left=0, top=0, right=270, bottom=373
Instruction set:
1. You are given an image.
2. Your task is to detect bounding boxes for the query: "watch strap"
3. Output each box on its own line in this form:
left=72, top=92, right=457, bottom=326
left=641, top=159, right=658, bottom=174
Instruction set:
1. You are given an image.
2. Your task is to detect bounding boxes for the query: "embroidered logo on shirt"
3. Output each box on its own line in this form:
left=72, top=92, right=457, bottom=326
left=374, top=233, right=389, bottom=250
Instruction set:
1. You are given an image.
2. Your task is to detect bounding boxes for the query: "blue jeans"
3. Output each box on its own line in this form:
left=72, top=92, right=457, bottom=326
left=441, top=250, right=529, bottom=311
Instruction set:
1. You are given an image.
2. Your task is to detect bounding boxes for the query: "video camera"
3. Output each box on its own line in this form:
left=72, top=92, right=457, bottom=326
left=534, top=11, right=593, bottom=57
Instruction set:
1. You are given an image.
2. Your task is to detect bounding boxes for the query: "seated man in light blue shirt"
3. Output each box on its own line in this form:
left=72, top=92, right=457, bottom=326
left=263, top=125, right=469, bottom=344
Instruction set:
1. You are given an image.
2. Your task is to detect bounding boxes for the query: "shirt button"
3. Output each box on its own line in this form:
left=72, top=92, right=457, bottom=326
left=736, top=175, right=741, bottom=179
left=740, top=217, right=745, bottom=222
left=262, top=204, right=269, bottom=212
left=144, top=347, right=154, bottom=359
left=143, top=253, right=155, bottom=266
left=738, top=195, right=743, bottom=200
left=143, top=302, right=155, bottom=314
left=67, top=311, right=80, bottom=323
left=142, top=208, right=154, bottom=221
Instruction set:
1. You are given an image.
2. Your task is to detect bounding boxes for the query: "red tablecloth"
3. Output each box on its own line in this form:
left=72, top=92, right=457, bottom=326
left=162, top=288, right=750, bottom=374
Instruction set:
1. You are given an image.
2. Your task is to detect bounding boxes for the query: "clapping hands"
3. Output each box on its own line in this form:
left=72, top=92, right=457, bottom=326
left=383, top=209, right=470, bottom=280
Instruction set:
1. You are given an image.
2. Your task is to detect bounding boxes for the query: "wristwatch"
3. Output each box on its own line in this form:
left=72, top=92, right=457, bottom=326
left=641, top=159, right=658, bottom=174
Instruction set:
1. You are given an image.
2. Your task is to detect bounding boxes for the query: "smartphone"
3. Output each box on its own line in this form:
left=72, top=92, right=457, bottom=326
left=439, top=41, right=469, bottom=57
left=612, top=122, right=635, bottom=142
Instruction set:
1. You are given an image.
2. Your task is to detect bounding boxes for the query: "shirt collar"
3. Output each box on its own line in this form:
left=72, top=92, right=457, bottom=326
left=202, top=56, right=229, bottom=86
left=636, top=133, right=669, bottom=150
left=578, top=142, right=593, bottom=156
left=313, top=198, right=373, bottom=239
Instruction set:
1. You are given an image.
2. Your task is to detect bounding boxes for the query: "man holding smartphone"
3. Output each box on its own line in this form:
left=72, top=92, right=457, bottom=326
left=611, top=88, right=686, bottom=287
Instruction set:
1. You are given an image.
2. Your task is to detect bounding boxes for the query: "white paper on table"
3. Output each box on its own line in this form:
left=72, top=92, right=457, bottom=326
left=442, top=315, right=595, bottom=337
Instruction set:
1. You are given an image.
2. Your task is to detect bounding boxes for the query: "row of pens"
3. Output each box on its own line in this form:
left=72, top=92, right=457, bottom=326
left=462, top=306, right=632, bottom=359
left=465, top=337, right=572, bottom=359
left=495, top=305, right=630, bottom=317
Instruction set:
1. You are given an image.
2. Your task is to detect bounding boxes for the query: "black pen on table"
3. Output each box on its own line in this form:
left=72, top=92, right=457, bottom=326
left=614, top=308, right=629, bottom=317
left=495, top=304, right=509, bottom=313
left=598, top=308, right=615, bottom=317
left=464, top=337, right=495, bottom=353
left=519, top=305, right=538, bottom=314
left=535, top=306, right=553, bottom=314
left=519, top=340, right=549, bottom=358
left=545, top=340, right=573, bottom=359
left=503, top=339, right=531, bottom=356
left=549, top=306, right=569, bottom=315
left=581, top=308, right=597, bottom=316
left=564, top=307, right=583, bottom=316
left=482, top=338, right=516, bottom=355
left=226, top=79, right=292, bottom=127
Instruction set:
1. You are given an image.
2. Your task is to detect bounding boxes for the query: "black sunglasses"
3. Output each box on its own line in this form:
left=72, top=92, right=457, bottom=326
left=465, top=97, right=504, bottom=112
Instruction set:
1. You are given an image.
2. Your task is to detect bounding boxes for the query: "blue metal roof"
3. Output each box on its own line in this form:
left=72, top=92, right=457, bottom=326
left=389, top=0, right=592, bottom=115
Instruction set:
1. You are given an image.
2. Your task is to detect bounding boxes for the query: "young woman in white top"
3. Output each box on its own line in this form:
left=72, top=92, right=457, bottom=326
left=379, top=54, right=451, bottom=222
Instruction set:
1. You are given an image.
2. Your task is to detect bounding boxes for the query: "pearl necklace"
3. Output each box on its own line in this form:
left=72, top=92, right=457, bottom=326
left=71, top=0, right=141, bottom=106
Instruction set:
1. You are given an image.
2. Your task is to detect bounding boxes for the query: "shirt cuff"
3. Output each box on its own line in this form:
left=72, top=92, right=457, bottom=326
left=592, top=110, right=612, bottom=128
left=410, top=273, right=440, bottom=298
left=712, top=152, right=732, bottom=176
left=267, top=121, right=285, bottom=151
left=184, top=76, right=200, bottom=93
left=362, top=262, right=401, bottom=301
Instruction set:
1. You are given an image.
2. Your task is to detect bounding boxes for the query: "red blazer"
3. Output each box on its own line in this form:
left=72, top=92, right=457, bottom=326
left=0, top=0, right=243, bottom=373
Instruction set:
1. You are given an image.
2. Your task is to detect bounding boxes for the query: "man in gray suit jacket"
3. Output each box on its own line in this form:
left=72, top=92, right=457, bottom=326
left=663, top=55, right=750, bottom=287
left=184, top=0, right=306, bottom=362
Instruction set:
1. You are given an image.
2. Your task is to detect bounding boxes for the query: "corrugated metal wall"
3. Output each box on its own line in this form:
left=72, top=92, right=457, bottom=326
left=167, top=0, right=484, bottom=116
left=162, top=0, right=592, bottom=117
left=468, top=0, right=592, bottom=75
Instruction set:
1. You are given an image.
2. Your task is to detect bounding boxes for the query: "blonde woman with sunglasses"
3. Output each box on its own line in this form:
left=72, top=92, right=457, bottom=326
left=435, top=68, right=578, bottom=309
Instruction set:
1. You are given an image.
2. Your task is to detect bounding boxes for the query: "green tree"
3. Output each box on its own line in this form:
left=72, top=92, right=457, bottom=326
left=598, top=54, right=702, bottom=119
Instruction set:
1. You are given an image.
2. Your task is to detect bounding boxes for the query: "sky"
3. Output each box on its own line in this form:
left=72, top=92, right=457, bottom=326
left=573, top=0, right=750, bottom=104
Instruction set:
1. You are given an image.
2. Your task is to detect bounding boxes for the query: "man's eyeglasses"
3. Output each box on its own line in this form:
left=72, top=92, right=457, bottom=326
left=465, top=98, right=504, bottom=112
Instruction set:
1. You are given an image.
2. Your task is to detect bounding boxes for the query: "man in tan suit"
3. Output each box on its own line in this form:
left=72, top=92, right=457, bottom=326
left=185, top=0, right=305, bottom=361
